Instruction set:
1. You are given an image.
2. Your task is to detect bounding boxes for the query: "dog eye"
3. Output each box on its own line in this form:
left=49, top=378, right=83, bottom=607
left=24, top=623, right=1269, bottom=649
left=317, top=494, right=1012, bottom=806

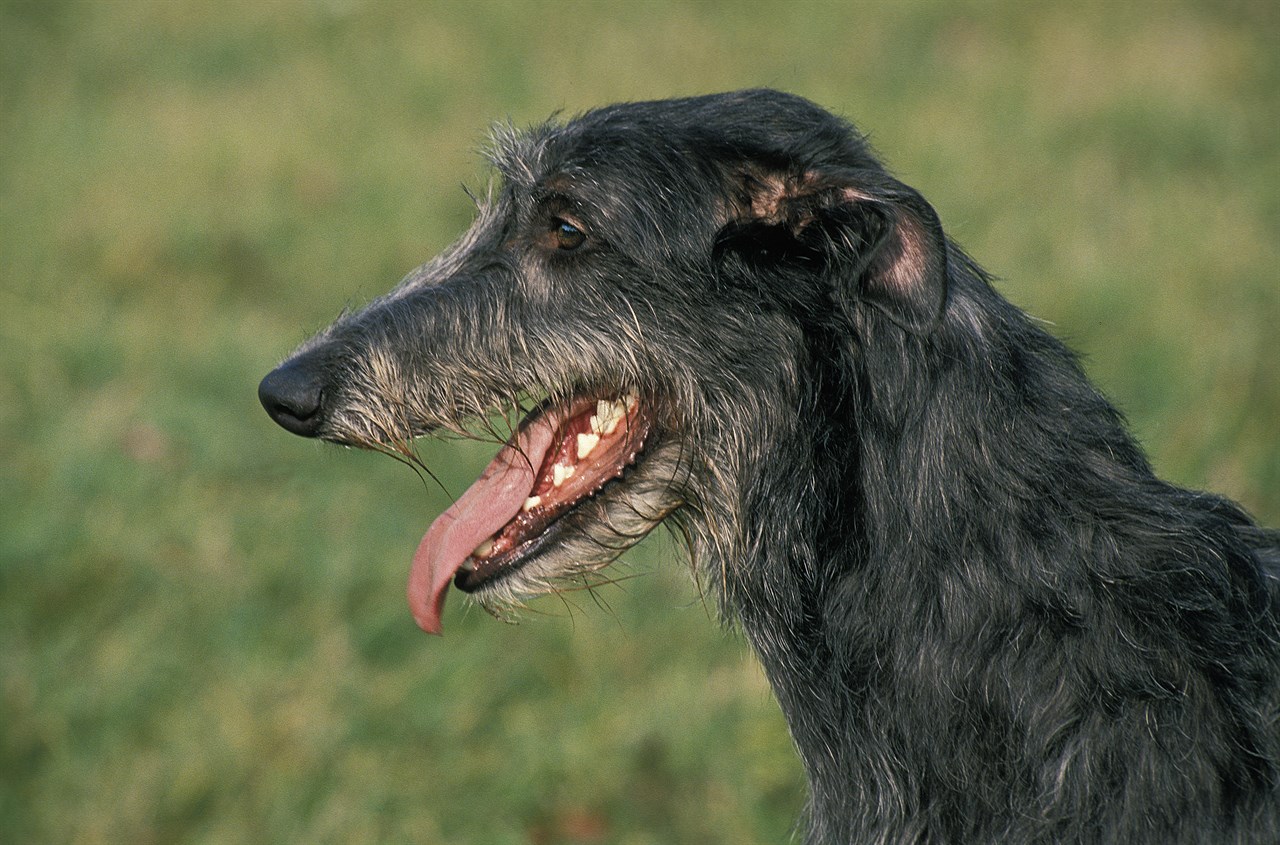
left=552, top=219, right=586, bottom=251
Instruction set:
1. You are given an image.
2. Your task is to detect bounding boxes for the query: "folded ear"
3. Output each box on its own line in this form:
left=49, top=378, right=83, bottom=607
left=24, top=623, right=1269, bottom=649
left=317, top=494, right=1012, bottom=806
left=719, top=166, right=949, bottom=333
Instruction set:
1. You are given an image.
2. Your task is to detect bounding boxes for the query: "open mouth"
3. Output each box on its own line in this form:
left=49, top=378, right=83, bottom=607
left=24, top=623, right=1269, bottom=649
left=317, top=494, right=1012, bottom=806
left=406, top=392, right=653, bottom=634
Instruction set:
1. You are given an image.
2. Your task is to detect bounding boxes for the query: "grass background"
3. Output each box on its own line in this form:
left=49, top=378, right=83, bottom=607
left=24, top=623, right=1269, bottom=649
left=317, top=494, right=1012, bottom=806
left=2, top=1, right=1277, bottom=842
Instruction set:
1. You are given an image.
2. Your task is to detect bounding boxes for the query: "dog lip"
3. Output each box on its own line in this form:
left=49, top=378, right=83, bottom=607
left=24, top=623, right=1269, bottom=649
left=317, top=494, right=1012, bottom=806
left=452, top=519, right=561, bottom=593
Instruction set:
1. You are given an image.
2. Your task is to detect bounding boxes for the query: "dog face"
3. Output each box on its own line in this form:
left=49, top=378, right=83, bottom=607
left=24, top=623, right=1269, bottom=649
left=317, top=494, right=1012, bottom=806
left=259, top=89, right=947, bottom=632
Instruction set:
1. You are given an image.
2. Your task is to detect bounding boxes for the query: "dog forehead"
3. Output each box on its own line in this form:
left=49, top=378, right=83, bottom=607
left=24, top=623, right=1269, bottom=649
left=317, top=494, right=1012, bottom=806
left=486, top=129, right=712, bottom=229
left=493, top=92, right=871, bottom=199
left=514, top=122, right=700, bottom=183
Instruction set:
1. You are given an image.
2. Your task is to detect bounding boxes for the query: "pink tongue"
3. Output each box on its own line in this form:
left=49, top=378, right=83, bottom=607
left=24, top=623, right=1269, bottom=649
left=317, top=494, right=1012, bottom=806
left=407, top=415, right=559, bottom=635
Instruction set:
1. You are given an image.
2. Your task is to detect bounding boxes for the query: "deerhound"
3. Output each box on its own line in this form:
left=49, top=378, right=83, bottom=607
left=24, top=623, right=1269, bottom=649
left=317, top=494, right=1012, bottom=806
left=259, top=90, right=1280, bottom=843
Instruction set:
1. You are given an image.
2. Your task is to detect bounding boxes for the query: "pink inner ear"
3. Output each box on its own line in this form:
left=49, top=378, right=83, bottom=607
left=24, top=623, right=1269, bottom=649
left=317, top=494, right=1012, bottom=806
left=878, top=211, right=930, bottom=294
left=834, top=186, right=930, bottom=297
left=739, top=174, right=935, bottom=299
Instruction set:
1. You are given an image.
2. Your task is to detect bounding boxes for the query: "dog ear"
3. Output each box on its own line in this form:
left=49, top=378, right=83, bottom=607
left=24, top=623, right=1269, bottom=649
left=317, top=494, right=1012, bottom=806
left=721, top=167, right=949, bottom=333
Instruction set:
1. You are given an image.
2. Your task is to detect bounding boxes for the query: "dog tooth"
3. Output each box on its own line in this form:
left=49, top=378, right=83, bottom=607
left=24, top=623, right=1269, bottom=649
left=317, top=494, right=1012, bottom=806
left=552, top=463, right=575, bottom=487
left=471, top=538, right=494, bottom=558
left=576, top=432, right=600, bottom=459
left=597, top=399, right=626, bottom=435
left=594, top=400, right=620, bottom=435
left=522, top=495, right=542, bottom=512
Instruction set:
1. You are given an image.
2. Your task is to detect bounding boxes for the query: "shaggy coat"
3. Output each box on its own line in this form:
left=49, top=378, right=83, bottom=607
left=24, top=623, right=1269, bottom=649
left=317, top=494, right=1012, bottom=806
left=260, top=90, right=1280, bottom=843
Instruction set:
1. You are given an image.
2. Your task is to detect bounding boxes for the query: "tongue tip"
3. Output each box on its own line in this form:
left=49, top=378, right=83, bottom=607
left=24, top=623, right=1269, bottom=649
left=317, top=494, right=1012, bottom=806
left=407, top=569, right=449, bottom=636
left=409, top=600, right=446, bottom=636
left=415, top=617, right=445, bottom=636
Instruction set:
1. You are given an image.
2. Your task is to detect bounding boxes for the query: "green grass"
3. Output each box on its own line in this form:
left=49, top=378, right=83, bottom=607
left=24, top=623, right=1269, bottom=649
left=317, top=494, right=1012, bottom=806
left=3, top=1, right=1277, bottom=842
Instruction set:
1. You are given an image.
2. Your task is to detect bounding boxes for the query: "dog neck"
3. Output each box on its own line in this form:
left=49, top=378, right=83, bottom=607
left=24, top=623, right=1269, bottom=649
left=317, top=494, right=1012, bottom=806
left=707, top=273, right=1279, bottom=842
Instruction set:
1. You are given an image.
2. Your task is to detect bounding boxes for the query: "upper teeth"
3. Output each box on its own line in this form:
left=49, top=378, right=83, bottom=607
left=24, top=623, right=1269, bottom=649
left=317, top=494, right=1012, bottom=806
left=591, top=398, right=628, bottom=436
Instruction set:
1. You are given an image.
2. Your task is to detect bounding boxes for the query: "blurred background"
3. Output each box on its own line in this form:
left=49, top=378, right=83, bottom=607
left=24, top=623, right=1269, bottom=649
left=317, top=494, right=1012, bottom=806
left=2, top=1, right=1277, bottom=842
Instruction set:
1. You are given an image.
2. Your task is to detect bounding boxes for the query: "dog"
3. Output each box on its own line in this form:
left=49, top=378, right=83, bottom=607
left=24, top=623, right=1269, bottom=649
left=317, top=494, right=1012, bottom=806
left=260, top=90, right=1280, bottom=843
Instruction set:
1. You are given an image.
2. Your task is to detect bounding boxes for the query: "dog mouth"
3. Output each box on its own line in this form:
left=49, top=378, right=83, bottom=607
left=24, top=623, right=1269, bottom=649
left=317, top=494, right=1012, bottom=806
left=406, top=392, right=653, bottom=634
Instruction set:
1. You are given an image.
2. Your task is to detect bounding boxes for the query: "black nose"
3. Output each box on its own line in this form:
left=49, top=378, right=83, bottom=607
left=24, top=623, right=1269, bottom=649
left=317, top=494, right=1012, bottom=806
left=258, top=359, right=326, bottom=437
